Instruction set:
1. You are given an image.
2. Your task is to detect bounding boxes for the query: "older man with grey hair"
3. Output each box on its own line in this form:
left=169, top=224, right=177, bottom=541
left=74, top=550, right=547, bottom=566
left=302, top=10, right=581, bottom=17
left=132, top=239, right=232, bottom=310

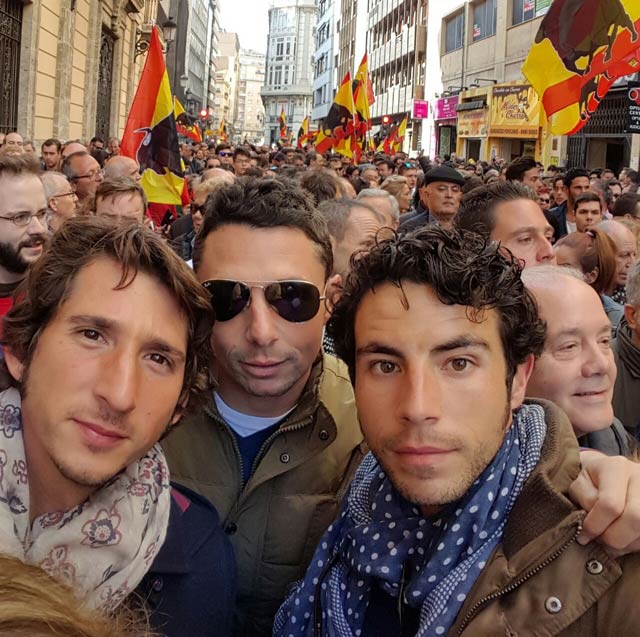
left=355, top=188, right=399, bottom=229
left=40, top=171, right=78, bottom=233
left=613, top=260, right=640, bottom=437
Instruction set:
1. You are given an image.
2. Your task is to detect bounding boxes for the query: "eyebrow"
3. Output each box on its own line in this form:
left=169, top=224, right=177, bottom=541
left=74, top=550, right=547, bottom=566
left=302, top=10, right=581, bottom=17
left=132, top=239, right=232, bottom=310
left=356, top=335, right=490, bottom=357
left=69, top=314, right=186, bottom=361
left=508, top=225, right=553, bottom=237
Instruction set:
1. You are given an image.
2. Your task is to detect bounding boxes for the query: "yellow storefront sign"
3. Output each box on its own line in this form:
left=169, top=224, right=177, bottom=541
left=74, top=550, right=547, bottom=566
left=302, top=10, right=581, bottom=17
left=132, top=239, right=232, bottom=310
left=489, top=84, right=541, bottom=138
left=457, top=109, right=488, bottom=138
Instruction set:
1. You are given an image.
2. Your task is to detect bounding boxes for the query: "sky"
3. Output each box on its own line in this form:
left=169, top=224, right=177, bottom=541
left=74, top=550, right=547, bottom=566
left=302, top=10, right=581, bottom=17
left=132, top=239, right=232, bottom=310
left=218, top=0, right=270, bottom=53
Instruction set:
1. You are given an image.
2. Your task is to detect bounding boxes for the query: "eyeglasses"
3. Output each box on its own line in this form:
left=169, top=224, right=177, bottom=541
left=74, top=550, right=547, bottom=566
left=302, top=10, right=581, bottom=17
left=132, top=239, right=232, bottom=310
left=202, top=279, right=325, bottom=323
left=50, top=191, right=76, bottom=199
left=218, top=151, right=231, bottom=157
left=0, top=210, right=48, bottom=226
left=72, top=169, right=104, bottom=181
left=190, top=203, right=204, bottom=214
left=539, top=198, right=550, bottom=204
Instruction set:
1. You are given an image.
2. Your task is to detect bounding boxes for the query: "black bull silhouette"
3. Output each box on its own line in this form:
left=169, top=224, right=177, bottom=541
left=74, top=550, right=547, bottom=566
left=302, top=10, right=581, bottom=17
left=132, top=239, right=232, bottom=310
left=134, top=112, right=184, bottom=177
left=535, top=0, right=638, bottom=76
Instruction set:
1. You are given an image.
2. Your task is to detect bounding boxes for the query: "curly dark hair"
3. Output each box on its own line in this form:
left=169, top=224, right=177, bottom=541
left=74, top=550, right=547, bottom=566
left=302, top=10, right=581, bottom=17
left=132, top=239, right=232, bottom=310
left=328, top=225, right=546, bottom=385
left=1, top=216, right=214, bottom=406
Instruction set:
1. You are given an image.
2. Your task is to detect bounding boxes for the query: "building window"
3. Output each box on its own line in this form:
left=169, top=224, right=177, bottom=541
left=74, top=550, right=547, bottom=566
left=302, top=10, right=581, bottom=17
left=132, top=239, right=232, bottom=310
left=512, top=0, right=535, bottom=25
left=473, top=0, right=497, bottom=41
left=444, top=13, right=464, bottom=52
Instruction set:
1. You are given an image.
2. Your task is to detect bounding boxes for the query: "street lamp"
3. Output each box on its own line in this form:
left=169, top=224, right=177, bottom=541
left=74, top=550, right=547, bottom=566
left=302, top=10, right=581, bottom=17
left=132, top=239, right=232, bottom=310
left=134, top=17, right=178, bottom=60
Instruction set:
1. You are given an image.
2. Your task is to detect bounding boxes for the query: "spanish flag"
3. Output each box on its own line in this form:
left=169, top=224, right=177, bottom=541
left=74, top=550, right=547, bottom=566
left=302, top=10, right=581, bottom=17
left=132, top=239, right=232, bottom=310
left=316, top=72, right=356, bottom=157
left=120, top=26, right=184, bottom=205
left=216, top=118, right=228, bottom=142
left=279, top=107, right=287, bottom=139
left=522, top=0, right=640, bottom=135
left=392, top=116, right=408, bottom=153
left=352, top=54, right=374, bottom=161
left=297, top=115, right=310, bottom=149
left=174, top=97, right=202, bottom=143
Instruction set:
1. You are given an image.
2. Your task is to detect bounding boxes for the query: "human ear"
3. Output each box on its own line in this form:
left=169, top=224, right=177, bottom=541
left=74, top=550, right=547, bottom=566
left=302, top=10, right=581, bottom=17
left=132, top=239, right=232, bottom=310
left=3, top=348, right=25, bottom=384
left=510, top=354, right=535, bottom=411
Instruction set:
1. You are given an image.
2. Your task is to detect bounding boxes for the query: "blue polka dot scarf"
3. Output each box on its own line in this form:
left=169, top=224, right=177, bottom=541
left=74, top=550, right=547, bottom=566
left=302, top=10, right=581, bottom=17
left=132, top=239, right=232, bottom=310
left=274, top=403, right=547, bottom=637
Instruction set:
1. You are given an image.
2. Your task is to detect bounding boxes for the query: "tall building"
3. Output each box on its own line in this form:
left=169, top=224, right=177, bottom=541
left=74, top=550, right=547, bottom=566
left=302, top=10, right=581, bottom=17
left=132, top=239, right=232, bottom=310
left=367, top=0, right=427, bottom=152
left=213, top=32, right=241, bottom=138
left=236, top=50, right=266, bottom=144
left=261, top=0, right=316, bottom=145
left=5, top=0, right=160, bottom=140
left=311, top=0, right=339, bottom=124
left=336, top=0, right=367, bottom=85
left=165, top=0, right=220, bottom=115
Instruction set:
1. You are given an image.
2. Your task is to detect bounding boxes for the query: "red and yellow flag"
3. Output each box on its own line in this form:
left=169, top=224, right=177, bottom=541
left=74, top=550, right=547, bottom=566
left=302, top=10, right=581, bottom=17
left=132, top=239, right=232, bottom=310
left=392, top=116, right=408, bottom=153
left=279, top=107, right=287, bottom=139
left=297, top=115, right=310, bottom=149
left=216, top=118, right=228, bottom=142
left=316, top=72, right=356, bottom=157
left=174, top=97, right=202, bottom=143
left=121, top=26, right=184, bottom=205
left=523, top=0, right=640, bottom=135
left=352, top=54, right=375, bottom=162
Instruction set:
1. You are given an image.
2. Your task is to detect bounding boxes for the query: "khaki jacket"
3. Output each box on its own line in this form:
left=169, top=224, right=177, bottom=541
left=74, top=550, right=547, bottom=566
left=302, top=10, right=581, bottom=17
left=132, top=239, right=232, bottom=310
left=450, top=399, right=640, bottom=636
left=162, top=354, right=365, bottom=636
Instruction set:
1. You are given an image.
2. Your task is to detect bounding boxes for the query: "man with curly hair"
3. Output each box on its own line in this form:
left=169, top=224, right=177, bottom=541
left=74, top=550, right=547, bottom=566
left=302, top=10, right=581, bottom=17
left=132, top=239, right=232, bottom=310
left=275, top=225, right=640, bottom=636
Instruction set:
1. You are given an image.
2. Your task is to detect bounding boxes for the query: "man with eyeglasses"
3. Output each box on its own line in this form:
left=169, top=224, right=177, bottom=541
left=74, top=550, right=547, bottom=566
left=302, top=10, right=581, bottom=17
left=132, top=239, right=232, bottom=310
left=40, top=171, right=78, bottom=233
left=162, top=177, right=365, bottom=636
left=0, top=154, right=48, bottom=318
left=61, top=151, right=104, bottom=204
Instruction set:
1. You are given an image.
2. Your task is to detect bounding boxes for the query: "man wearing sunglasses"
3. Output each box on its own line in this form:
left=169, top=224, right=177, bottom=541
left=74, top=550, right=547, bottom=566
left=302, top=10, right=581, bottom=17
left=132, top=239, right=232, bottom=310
left=216, top=143, right=233, bottom=167
left=61, top=151, right=104, bottom=204
left=162, top=177, right=365, bottom=636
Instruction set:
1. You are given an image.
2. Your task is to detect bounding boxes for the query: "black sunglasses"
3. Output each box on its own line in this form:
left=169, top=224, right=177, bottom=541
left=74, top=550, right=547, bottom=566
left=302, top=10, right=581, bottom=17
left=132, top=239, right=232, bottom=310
left=203, top=279, right=325, bottom=323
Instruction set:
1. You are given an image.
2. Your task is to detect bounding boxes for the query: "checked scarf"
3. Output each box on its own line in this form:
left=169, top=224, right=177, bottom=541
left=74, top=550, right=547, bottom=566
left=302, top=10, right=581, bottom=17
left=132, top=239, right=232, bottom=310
left=0, top=388, right=171, bottom=611
left=274, top=403, right=547, bottom=637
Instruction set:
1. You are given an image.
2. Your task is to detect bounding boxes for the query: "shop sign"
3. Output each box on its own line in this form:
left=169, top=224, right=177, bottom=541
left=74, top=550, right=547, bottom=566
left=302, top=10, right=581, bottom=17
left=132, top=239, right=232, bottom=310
left=535, top=0, right=551, bottom=16
left=489, top=84, right=541, bottom=138
left=458, top=109, right=488, bottom=138
left=627, top=82, right=640, bottom=134
left=412, top=100, right=429, bottom=119
left=435, top=95, right=459, bottom=120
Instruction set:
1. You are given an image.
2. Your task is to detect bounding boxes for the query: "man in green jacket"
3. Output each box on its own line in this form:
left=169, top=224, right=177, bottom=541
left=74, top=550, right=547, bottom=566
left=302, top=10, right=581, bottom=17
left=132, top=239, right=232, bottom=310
left=275, top=225, right=640, bottom=636
left=162, top=178, right=365, bottom=636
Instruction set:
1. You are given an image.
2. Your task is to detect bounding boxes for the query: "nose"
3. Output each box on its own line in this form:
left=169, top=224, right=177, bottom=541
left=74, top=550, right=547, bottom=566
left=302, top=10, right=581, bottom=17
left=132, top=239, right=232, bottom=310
left=582, top=341, right=612, bottom=378
left=245, top=289, right=279, bottom=347
left=397, top=365, right=441, bottom=425
left=537, top=236, right=555, bottom=264
left=94, top=346, right=138, bottom=414
left=28, top=213, right=47, bottom=233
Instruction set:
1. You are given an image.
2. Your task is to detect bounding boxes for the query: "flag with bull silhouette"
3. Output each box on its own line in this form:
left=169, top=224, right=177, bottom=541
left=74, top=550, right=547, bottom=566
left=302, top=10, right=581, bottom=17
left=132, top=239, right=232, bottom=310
left=523, top=0, right=640, bottom=135
left=120, top=26, right=185, bottom=205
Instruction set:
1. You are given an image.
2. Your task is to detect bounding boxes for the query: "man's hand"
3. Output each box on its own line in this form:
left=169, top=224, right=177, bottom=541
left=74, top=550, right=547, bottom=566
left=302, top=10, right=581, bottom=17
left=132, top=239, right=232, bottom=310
left=570, top=450, right=640, bottom=552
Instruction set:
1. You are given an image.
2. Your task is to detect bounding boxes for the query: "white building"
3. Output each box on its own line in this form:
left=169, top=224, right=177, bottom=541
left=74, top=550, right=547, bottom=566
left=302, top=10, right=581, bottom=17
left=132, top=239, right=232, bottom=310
left=213, top=32, right=241, bottom=137
left=311, top=0, right=339, bottom=124
left=261, top=0, right=317, bottom=145
left=237, top=50, right=266, bottom=144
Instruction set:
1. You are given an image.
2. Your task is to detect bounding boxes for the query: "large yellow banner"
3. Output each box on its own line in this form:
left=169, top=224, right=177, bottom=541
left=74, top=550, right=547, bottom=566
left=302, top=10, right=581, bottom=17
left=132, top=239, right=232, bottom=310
left=489, top=84, right=541, bottom=138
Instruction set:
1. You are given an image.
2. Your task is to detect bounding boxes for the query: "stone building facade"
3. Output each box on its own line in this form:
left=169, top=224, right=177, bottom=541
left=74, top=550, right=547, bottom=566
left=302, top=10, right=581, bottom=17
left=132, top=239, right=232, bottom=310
left=3, top=0, right=162, bottom=143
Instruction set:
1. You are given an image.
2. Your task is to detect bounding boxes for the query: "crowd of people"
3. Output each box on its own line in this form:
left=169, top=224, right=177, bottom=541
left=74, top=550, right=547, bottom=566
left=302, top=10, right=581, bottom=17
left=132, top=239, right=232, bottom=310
left=0, top=127, right=639, bottom=636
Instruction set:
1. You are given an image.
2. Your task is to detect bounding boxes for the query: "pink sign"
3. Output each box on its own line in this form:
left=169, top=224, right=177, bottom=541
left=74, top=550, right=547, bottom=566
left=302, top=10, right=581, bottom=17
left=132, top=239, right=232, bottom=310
left=412, top=100, right=429, bottom=119
left=435, top=95, right=459, bottom=120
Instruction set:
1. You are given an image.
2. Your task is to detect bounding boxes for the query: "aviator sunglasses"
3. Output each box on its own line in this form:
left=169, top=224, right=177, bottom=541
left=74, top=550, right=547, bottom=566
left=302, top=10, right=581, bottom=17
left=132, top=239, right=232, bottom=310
left=203, top=279, right=326, bottom=323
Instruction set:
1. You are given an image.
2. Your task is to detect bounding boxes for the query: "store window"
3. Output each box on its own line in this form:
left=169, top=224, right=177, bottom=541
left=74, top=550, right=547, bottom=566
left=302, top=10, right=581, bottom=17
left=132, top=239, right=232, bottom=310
left=444, top=12, right=464, bottom=52
left=512, top=0, right=535, bottom=25
left=472, top=0, right=496, bottom=41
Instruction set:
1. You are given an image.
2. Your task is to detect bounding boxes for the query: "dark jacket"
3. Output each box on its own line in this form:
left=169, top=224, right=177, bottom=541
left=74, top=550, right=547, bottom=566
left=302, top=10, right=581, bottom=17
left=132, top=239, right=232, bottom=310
left=578, top=418, right=634, bottom=456
left=546, top=200, right=568, bottom=241
left=399, top=201, right=437, bottom=232
left=162, top=354, right=366, bottom=636
left=136, top=483, right=236, bottom=637
left=612, top=318, right=640, bottom=437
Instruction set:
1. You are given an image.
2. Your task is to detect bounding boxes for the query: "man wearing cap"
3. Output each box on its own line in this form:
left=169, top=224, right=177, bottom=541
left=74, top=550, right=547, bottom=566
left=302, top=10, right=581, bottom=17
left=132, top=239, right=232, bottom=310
left=399, top=165, right=465, bottom=231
